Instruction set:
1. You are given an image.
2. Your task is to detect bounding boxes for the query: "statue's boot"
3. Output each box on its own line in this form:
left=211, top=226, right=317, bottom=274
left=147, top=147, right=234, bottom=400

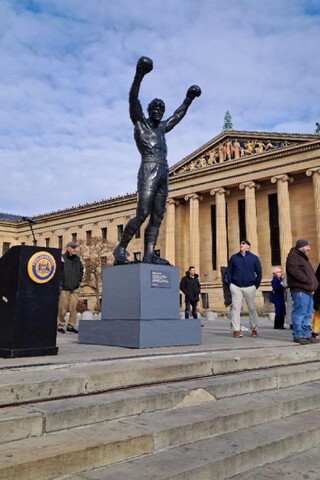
left=113, top=220, right=138, bottom=265
left=142, top=226, right=171, bottom=265
left=113, top=245, right=129, bottom=265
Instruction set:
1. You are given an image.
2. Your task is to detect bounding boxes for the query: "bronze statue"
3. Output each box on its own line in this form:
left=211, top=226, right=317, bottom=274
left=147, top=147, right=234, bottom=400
left=113, top=56, right=201, bottom=265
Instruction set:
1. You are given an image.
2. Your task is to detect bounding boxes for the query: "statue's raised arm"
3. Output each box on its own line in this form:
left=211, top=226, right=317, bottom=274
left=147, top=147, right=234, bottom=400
left=129, top=57, right=153, bottom=124
left=114, top=56, right=201, bottom=266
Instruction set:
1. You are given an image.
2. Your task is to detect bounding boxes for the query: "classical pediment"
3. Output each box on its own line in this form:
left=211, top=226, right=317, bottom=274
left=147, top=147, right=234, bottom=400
left=170, top=130, right=319, bottom=177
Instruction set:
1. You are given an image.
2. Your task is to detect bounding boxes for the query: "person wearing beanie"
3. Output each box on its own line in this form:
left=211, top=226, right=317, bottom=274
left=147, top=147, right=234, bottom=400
left=227, top=240, right=262, bottom=338
left=285, top=239, right=319, bottom=345
left=271, top=267, right=286, bottom=329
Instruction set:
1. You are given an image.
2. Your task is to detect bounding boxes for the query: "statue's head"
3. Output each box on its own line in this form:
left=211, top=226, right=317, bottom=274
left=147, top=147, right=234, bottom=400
left=148, top=98, right=165, bottom=123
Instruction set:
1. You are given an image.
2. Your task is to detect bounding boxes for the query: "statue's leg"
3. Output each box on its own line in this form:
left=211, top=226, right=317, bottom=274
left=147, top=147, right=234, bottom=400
left=143, top=170, right=170, bottom=265
left=113, top=167, right=154, bottom=264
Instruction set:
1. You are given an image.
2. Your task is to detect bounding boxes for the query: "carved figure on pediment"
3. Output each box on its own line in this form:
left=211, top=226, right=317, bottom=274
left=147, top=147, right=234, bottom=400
left=279, top=140, right=290, bottom=147
left=218, top=143, right=225, bottom=163
left=199, top=157, right=207, bottom=168
left=240, top=146, right=245, bottom=157
left=208, top=148, right=218, bottom=165
left=255, top=140, right=266, bottom=154
left=225, top=140, right=233, bottom=161
left=189, top=160, right=197, bottom=170
left=244, top=140, right=255, bottom=155
left=316, top=122, right=320, bottom=134
left=233, top=139, right=240, bottom=159
left=265, top=140, right=274, bottom=150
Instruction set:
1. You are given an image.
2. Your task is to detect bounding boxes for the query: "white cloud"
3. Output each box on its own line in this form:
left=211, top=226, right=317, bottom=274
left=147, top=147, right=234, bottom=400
left=0, top=0, right=319, bottom=215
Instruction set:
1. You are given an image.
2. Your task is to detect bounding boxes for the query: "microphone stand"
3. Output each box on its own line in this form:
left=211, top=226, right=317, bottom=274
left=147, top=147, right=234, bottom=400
left=22, top=217, right=37, bottom=245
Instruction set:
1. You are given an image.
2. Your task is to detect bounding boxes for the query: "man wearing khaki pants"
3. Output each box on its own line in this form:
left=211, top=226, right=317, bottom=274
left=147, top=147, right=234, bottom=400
left=57, top=242, right=83, bottom=334
left=227, top=240, right=262, bottom=338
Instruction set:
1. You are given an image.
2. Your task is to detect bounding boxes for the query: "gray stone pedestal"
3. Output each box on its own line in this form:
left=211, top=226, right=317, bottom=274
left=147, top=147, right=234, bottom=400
left=78, top=263, right=201, bottom=348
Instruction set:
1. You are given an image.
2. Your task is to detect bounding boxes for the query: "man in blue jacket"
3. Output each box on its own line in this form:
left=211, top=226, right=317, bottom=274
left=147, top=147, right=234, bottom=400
left=227, top=240, right=262, bottom=338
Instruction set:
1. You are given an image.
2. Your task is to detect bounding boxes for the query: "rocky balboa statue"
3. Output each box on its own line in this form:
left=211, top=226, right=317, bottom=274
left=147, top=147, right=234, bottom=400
left=113, top=56, right=201, bottom=265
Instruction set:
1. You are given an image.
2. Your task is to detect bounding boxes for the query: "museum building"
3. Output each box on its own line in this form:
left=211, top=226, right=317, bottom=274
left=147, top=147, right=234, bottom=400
left=1, top=129, right=319, bottom=312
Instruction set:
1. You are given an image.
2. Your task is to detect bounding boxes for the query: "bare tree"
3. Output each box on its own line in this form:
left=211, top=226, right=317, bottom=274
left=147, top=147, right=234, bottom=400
left=77, top=237, right=115, bottom=312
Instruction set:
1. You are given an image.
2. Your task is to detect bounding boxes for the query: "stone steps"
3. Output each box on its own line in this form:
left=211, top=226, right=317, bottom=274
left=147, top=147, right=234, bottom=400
left=57, top=410, right=320, bottom=480
left=2, top=362, right=320, bottom=444
left=229, top=445, right=320, bottom=479
left=1, top=378, right=320, bottom=479
left=1, top=346, right=320, bottom=407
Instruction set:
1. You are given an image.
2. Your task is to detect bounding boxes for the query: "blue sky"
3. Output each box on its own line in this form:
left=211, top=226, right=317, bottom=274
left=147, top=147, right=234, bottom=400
left=0, top=0, right=319, bottom=216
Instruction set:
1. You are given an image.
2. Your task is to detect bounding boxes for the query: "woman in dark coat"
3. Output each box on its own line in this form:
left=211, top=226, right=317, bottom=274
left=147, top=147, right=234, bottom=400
left=271, top=267, right=286, bottom=329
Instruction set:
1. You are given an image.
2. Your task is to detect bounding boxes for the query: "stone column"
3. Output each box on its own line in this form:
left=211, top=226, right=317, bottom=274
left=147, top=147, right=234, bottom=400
left=184, top=194, right=202, bottom=273
left=165, top=198, right=179, bottom=266
left=271, top=174, right=293, bottom=268
left=239, top=181, right=260, bottom=255
left=306, top=167, right=320, bottom=261
left=210, top=187, right=229, bottom=273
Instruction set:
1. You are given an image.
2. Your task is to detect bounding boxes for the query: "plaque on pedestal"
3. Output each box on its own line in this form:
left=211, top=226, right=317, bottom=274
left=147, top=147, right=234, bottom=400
left=79, top=263, right=201, bottom=348
left=0, top=246, right=61, bottom=358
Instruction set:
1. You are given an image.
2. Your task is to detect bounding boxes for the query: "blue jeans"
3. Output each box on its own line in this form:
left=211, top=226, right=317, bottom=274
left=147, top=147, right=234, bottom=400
left=291, top=291, right=313, bottom=340
left=185, top=300, right=198, bottom=319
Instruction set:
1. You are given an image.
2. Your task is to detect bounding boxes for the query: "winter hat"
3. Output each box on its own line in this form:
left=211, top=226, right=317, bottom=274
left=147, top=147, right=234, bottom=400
left=295, top=239, right=310, bottom=249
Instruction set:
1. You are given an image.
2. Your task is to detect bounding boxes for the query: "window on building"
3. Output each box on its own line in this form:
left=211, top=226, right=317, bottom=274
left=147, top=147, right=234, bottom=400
left=72, top=233, right=77, bottom=243
left=134, top=252, right=141, bottom=262
left=211, top=205, right=217, bottom=270
left=135, top=228, right=141, bottom=239
left=82, top=299, right=88, bottom=310
left=2, top=242, right=10, bottom=255
left=58, top=235, right=63, bottom=250
left=268, top=193, right=281, bottom=265
left=238, top=199, right=246, bottom=241
left=101, top=227, right=107, bottom=243
left=45, top=238, right=50, bottom=248
left=86, top=230, right=92, bottom=245
left=117, top=224, right=123, bottom=241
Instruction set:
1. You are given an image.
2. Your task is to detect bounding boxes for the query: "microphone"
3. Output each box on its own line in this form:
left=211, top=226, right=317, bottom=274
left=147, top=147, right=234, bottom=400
left=22, top=216, right=37, bottom=225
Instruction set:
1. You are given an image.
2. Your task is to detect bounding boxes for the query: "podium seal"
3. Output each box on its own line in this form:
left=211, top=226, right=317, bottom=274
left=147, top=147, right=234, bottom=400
left=27, top=251, right=56, bottom=284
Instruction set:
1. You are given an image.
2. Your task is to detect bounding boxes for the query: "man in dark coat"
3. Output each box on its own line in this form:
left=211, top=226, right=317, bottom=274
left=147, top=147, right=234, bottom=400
left=180, top=266, right=201, bottom=319
left=57, top=242, right=84, bottom=334
left=286, top=239, right=319, bottom=345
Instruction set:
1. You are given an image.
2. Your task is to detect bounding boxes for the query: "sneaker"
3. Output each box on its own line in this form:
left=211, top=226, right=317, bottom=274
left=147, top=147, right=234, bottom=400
left=312, top=333, right=319, bottom=339
left=233, top=330, right=243, bottom=338
left=251, top=328, right=258, bottom=337
left=293, top=338, right=309, bottom=345
left=306, top=337, right=320, bottom=344
left=57, top=327, right=65, bottom=334
left=67, top=326, right=78, bottom=334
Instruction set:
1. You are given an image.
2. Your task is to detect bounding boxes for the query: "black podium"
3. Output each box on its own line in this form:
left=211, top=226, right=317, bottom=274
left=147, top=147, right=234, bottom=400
left=0, top=245, right=61, bottom=358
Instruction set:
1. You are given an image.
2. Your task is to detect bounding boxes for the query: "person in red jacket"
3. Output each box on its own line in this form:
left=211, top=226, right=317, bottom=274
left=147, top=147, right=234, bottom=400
left=286, top=239, right=319, bottom=345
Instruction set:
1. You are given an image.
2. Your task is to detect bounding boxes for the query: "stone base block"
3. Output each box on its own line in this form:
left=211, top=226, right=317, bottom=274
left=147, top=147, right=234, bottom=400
left=78, top=319, right=202, bottom=349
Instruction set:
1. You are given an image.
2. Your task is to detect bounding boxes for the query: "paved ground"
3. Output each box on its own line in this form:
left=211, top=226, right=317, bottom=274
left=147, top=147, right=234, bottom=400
left=0, top=315, right=297, bottom=369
